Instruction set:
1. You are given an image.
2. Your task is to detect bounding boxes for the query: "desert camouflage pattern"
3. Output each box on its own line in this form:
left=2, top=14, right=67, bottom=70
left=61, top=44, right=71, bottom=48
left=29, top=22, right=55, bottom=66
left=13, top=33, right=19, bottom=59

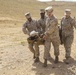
left=22, top=20, right=40, bottom=35
left=61, top=16, right=76, bottom=58
left=44, top=15, right=60, bottom=59
left=27, top=35, right=45, bottom=58
left=22, top=19, right=41, bottom=56
left=38, top=16, right=47, bottom=33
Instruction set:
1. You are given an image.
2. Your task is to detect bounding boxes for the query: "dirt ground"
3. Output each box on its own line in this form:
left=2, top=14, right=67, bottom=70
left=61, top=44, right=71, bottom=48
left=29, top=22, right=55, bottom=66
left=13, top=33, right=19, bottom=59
left=0, top=19, right=76, bottom=75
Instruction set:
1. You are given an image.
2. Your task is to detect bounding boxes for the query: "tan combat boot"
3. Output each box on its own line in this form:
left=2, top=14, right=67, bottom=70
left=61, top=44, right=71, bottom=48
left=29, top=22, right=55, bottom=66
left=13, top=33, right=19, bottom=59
left=64, top=57, right=70, bottom=64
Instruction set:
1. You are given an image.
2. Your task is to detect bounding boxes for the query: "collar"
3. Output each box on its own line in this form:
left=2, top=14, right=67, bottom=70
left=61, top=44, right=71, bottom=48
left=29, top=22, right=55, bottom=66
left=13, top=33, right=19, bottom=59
left=49, top=15, right=54, bottom=20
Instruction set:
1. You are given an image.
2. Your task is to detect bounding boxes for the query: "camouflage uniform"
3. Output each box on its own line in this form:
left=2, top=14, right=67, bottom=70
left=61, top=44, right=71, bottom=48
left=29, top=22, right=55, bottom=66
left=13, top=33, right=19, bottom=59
left=23, top=20, right=39, bottom=35
left=27, top=31, right=45, bottom=62
left=44, top=15, right=60, bottom=60
left=34, top=35, right=45, bottom=58
left=42, top=6, right=60, bottom=67
left=22, top=12, right=41, bottom=58
left=61, top=16, right=76, bottom=58
left=38, top=16, right=47, bottom=33
left=33, top=9, right=46, bottom=60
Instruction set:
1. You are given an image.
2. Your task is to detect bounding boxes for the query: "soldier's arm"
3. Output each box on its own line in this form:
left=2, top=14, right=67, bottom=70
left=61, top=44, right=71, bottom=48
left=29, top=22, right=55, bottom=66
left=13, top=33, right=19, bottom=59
left=36, top=20, right=42, bottom=33
left=71, top=19, right=76, bottom=29
left=61, top=18, right=63, bottom=26
left=22, top=23, right=29, bottom=35
left=45, top=19, right=58, bottom=35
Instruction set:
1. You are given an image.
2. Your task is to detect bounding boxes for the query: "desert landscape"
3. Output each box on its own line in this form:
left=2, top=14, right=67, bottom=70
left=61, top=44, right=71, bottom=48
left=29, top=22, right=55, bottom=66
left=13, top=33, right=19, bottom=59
left=0, top=0, right=76, bottom=75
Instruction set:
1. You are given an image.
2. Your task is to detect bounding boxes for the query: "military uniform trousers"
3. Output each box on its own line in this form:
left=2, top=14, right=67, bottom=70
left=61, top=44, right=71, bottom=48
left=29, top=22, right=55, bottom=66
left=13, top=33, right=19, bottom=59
left=27, top=38, right=35, bottom=55
left=27, top=37, right=44, bottom=58
left=62, top=34, right=74, bottom=58
left=44, top=36, right=60, bottom=60
left=34, top=38, right=45, bottom=58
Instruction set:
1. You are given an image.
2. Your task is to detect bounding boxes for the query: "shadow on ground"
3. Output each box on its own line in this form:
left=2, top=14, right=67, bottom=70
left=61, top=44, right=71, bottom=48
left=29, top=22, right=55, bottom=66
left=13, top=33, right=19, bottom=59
left=32, top=57, right=76, bottom=75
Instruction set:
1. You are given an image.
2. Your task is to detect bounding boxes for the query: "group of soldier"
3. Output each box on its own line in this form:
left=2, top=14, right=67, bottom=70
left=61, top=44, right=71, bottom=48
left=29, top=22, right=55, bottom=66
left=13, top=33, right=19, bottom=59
left=22, top=6, right=76, bottom=67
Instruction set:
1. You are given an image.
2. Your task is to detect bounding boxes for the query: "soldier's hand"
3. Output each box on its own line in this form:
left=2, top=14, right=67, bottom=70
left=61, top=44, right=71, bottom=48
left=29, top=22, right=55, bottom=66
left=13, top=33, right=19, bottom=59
left=43, top=35, right=47, bottom=40
left=40, top=34, right=44, bottom=38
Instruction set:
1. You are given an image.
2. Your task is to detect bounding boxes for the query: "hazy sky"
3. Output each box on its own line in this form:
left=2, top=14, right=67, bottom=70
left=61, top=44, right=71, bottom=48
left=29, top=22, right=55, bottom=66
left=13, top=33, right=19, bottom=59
left=37, top=0, right=52, bottom=2
left=56, top=0, right=76, bottom=1
left=37, top=0, right=76, bottom=2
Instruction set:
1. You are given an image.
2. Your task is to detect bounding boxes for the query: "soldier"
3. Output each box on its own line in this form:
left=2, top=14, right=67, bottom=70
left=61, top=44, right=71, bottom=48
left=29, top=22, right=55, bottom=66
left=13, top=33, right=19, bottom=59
left=32, top=9, right=47, bottom=62
left=38, top=9, right=47, bottom=33
left=30, top=9, right=47, bottom=62
left=29, top=31, right=45, bottom=62
left=43, top=6, right=60, bottom=67
left=22, top=12, right=40, bottom=60
left=60, top=9, right=76, bottom=64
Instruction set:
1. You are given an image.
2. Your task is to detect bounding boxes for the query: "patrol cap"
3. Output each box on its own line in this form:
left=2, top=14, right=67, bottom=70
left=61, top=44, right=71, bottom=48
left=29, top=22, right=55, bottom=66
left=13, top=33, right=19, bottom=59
left=30, top=30, right=39, bottom=37
left=65, top=9, right=71, bottom=15
left=40, top=9, right=45, bottom=13
left=25, top=12, right=31, bottom=18
left=45, top=6, right=53, bottom=13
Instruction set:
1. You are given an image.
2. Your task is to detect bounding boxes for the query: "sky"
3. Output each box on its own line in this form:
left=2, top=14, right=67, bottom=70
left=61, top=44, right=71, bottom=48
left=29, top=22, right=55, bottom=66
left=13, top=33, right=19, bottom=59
left=37, top=0, right=76, bottom=2
left=56, top=0, right=76, bottom=1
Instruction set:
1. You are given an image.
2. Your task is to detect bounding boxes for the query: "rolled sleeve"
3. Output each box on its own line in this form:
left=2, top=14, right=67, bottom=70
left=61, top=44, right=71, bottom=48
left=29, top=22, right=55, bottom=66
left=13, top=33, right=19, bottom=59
left=22, top=23, right=29, bottom=35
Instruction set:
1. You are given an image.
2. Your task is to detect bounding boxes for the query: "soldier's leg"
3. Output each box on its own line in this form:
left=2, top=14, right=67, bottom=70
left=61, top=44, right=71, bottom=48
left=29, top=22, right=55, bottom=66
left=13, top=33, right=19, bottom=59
left=52, top=38, right=60, bottom=63
left=28, top=42, right=35, bottom=59
left=64, top=35, right=73, bottom=64
left=34, top=42, right=40, bottom=63
left=43, top=38, right=51, bottom=67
